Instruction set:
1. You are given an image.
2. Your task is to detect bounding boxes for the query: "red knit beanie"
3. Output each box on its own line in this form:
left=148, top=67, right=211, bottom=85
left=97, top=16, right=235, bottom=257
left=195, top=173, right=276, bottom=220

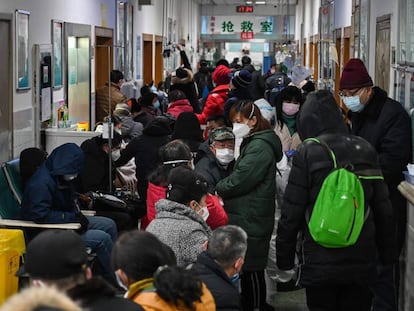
left=212, top=65, right=231, bottom=86
left=339, top=58, right=373, bottom=90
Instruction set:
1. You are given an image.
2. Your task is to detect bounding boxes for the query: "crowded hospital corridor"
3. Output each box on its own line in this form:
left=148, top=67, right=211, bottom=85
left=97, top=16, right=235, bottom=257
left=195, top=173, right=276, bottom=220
left=0, top=0, right=414, bottom=310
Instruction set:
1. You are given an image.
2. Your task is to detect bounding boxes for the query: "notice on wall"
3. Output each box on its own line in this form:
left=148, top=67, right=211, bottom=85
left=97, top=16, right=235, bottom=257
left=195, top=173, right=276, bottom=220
left=41, top=87, right=51, bottom=122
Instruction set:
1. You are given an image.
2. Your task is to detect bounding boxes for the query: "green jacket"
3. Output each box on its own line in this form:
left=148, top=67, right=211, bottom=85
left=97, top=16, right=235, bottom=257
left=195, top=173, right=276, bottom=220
left=216, top=129, right=282, bottom=270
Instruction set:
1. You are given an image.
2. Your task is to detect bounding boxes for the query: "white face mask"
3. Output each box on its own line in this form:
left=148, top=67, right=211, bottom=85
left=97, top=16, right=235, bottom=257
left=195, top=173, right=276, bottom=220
left=115, top=272, right=128, bottom=291
left=111, top=149, right=121, bottom=161
left=63, top=174, right=78, bottom=181
left=232, top=123, right=250, bottom=138
left=198, top=205, right=210, bottom=221
left=215, top=148, right=234, bottom=165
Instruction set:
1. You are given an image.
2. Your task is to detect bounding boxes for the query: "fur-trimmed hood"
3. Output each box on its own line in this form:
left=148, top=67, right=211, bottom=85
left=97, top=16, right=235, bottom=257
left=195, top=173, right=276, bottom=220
left=171, top=68, right=194, bottom=85
left=1, top=286, right=82, bottom=311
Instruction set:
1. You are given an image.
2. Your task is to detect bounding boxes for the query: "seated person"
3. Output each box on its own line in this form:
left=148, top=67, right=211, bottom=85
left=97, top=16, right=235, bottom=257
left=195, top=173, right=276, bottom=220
left=195, top=127, right=235, bottom=193
left=146, top=166, right=212, bottom=266
left=113, top=103, right=144, bottom=142
left=112, top=230, right=215, bottom=310
left=19, top=230, right=144, bottom=311
left=146, top=140, right=228, bottom=230
left=21, top=143, right=117, bottom=278
left=78, top=132, right=123, bottom=193
left=194, top=225, right=248, bottom=311
left=77, top=132, right=137, bottom=231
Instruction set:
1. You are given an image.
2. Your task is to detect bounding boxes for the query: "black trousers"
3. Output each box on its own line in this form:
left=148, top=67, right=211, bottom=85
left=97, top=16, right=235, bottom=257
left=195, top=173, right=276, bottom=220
left=241, top=270, right=273, bottom=311
left=305, top=283, right=372, bottom=311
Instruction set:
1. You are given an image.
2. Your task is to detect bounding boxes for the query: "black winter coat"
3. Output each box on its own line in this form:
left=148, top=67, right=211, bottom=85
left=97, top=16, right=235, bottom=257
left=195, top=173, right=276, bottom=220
left=78, top=136, right=113, bottom=193
left=67, top=277, right=144, bottom=311
left=277, top=91, right=394, bottom=287
left=115, top=117, right=172, bottom=199
left=348, top=87, right=412, bottom=255
left=194, top=252, right=242, bottom=311
left=195, top=141, right=234, bottom=193
left=243, top=64, right=265, bottom=101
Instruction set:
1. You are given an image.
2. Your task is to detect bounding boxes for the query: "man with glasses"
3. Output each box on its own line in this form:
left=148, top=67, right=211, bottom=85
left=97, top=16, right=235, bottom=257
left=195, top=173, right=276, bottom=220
left=339, top=58, right=411, bottom=311
left=195, top=127, right=235, bottom=193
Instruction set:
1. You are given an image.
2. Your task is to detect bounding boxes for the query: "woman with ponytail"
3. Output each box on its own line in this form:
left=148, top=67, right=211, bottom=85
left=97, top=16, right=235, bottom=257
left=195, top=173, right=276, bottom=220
left=112, top=230, right=215, bottom=311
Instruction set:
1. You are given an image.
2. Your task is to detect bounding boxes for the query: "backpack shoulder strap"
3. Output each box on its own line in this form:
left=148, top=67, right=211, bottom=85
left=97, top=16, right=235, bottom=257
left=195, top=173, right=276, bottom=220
left=304, top=137, right=337, bottom=169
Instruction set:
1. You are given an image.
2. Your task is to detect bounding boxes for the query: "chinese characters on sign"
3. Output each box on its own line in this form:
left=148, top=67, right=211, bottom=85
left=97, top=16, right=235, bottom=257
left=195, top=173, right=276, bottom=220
left=221, top=20, right=273, bottom=35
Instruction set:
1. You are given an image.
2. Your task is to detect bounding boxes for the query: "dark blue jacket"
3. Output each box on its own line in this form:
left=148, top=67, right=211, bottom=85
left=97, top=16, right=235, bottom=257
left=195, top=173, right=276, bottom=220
left=21, top=143, right=84, bottom=223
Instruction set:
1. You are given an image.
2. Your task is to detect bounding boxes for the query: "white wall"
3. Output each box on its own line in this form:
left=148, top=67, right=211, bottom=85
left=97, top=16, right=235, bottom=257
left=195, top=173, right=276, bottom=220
left=334, top=0, right=352, bottom=29
left=0, top=0, right=115, bottom=155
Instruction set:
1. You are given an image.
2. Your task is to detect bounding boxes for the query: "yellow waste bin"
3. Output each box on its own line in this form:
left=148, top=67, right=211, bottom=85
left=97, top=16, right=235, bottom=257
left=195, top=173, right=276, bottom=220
left=0, top=229, right=25, bottom=305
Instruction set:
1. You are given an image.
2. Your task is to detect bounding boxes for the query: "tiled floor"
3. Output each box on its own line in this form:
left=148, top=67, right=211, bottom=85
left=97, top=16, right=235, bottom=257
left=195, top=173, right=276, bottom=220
left=271, top=289, right=309, bottom=311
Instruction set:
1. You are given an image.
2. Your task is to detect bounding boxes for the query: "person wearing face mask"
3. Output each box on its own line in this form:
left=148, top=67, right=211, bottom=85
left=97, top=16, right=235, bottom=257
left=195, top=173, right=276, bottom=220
left=216, top=101, right=282, bottom=311
left=339, top=58, right=411, bottom=311
left=146, top=166, right=213, bottom=267
left=21, top=143, right=118, bottom=279
left=145, top=140, right=228, bottom=230
left=195, top=127, right=235, bottom=193
left=193, top=225, right=248, bottom=311
left=77, top=132, right=136, bottom=232
left=133, top=85, right=161, bottom=128
left=274, top=86, right=304, bottom=153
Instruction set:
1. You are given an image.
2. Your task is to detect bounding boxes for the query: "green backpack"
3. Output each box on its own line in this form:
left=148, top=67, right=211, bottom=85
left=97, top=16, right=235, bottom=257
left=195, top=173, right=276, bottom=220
left=306, top=138, right=384, bottom=248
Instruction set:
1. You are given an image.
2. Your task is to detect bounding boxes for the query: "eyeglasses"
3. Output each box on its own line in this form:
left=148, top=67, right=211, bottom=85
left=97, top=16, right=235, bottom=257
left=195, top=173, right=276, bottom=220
left=339, top=88, right=363, bottom=98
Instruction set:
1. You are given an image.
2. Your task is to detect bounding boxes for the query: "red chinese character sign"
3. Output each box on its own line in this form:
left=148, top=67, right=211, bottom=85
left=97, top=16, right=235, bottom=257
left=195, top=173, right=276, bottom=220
left=240, top=31, right=254, bottom=40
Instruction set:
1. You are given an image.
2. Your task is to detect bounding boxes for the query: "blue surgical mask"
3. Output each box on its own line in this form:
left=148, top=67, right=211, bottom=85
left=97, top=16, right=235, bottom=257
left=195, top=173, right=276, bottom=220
left=230, top=273, right=240, bottom=287
left=154, top=100, right=160, bottom=110
left=342, top=96, right=364, bottom=112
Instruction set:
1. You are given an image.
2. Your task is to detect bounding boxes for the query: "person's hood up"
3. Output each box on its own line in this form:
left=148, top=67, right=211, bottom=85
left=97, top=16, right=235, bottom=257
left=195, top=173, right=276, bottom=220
left=296, top=90, right=348, bottom=140
left=45, top=143, right=84, bottom=176
left=143, top=116, right=172, bottom=136
left=171, top=68, right=194, bottom=85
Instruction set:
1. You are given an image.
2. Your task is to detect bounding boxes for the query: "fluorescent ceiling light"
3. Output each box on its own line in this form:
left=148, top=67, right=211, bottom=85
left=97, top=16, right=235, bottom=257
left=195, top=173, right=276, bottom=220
left=255, top=1, right=266, bottom=4
left=246, top=1, right=253, bottom=4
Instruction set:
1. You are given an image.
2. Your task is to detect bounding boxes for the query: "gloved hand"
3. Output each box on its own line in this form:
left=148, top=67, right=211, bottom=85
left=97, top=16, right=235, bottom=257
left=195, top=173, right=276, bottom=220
left=75, top=212, right=90, bottom=234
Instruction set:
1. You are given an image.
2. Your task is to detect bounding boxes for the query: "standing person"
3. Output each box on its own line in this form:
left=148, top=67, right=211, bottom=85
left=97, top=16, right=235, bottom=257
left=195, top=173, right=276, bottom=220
left=21, top=143, right=117, bottom=279
left=112, top=230, right=216, bottom=311
left=274, top=86, right=304, bottom=152
left=17, top=230, right=144, bottom=311
left=216, top=101, right=283, bottom=311
left=170, top=44, right=201, bottom=113
left=146, top=166, right=212, bottom=266
left=194, top=59, right=214, bottom=105
left=196, top=65, right=232, bottom=125
left=276, top=90, right=394, bottom=311
left=96, top=69, right=127, bottom=123
left=339, top=58, right=411, bottom=311
left=241, top=56, right=265, bottom=101
left=194, top=225, right=248, bottom=311
left=223, top=69, right=252, bottom=123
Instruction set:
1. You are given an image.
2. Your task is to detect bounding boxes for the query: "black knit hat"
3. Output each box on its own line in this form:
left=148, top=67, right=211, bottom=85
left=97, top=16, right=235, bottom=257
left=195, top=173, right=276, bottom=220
left=231, top=69, right=252, bottom=89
